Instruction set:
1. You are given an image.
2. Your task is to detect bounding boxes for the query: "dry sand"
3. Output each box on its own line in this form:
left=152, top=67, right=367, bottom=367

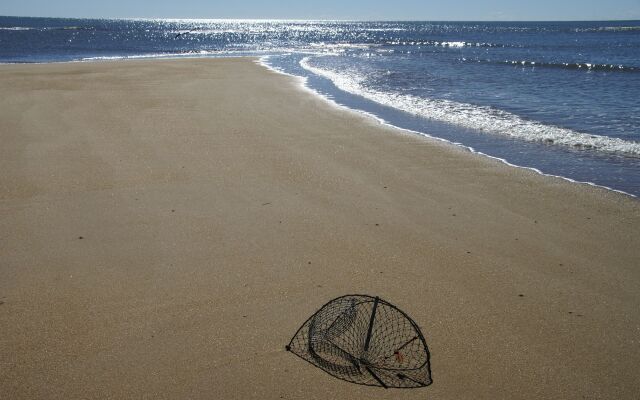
left=1, top=58, right=639, bottom=399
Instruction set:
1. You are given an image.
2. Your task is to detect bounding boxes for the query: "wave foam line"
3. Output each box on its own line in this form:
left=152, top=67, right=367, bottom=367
left=385, top=40, right=512, bottom=48
left=0, top=26, right=34, bottom=31
left=461, top=58, right=638, bottom=72
left=300, top=56, right=640, bottom=157
left=260, top=55, right=636, bottom=198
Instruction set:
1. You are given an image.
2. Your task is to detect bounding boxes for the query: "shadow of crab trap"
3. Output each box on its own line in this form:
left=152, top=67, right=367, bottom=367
left=286, top=294, right=432, bottom=389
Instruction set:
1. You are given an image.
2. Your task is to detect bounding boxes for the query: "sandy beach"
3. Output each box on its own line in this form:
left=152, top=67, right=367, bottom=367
left=1, top=58, right=639, bottom=399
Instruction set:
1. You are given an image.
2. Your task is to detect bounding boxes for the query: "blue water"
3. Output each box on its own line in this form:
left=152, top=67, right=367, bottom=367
left=2, top=17, right=639, bottom=196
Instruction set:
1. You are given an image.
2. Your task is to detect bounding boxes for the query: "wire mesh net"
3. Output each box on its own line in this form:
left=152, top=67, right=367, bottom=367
left=286, top=295, right=432, bottom=389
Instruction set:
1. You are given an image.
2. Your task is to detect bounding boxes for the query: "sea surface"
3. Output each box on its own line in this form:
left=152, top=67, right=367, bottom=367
left=2, top=16, right=639, bottom=196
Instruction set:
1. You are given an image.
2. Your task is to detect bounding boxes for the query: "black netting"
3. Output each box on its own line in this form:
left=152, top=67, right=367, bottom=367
left=286, top=295, right=432, bottom=389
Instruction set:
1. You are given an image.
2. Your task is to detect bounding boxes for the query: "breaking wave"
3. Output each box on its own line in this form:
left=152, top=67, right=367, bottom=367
left=300, top=56, right=640, bottom=157
left=460, top=58, right=639, bottom=72
left=385, top=40, right=514, bottom=48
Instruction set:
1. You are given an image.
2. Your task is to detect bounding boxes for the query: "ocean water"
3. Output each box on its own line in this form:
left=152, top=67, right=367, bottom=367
left=2, top=17, right=639, bottom=196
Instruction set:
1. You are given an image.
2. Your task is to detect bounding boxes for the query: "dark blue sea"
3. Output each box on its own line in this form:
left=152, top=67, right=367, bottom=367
left=2, top=16, right=639, bottom=196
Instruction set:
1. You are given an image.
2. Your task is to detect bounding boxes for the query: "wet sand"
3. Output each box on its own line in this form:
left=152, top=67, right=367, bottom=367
left=1, top=58, right=639, bottom=399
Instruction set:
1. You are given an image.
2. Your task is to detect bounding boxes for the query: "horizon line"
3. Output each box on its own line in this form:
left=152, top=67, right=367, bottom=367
left=1, top=14, right=639, bottom=23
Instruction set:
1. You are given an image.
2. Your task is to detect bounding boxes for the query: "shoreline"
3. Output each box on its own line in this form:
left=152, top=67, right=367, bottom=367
left=2, top=53, right=638, bottom=198
left=1, top=57, right=639, bottom=399
left=257, top=55, right=639, bottom=199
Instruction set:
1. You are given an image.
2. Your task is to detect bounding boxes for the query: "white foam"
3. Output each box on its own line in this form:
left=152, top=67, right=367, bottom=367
left=299, top=56, right=640, bottom=157
left=257, top=55, right=300, bottom=79
left=385, top=40, right=504, bottom=48
left=258, top=56, right=635, bottom=198
left=78, top=49, right=286, bottom=62
left=438, top=41, right=466, bottom=47
left=577, top=26, right=640, bottom=32
left=257, top=55, right=386, bottom=125
left=80, top=53, right=200, bottom=61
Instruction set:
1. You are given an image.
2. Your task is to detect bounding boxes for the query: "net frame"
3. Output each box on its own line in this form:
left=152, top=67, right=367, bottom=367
left=286, top=294, right=432, bottom=389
